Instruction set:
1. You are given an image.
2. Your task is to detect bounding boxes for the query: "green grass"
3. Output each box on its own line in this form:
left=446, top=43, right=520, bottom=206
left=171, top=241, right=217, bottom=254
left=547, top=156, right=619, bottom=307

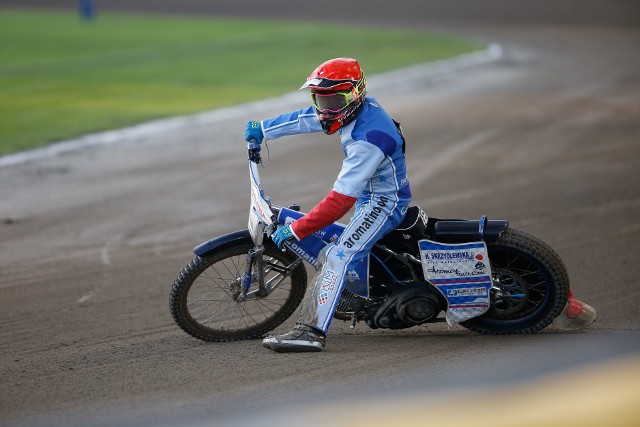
left=0, top=9, right=482, bottom=155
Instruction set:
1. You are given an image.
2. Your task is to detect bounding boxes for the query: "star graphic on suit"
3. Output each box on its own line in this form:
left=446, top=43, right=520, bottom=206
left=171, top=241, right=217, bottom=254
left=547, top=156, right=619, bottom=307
left=336, top=250, right=346, bottom=260
left=379, top=175, right=387, bottom=182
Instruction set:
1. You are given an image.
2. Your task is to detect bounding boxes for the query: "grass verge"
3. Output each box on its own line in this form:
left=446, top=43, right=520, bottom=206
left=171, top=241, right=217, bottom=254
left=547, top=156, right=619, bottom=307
left=0, top=9, right=482, bottom=155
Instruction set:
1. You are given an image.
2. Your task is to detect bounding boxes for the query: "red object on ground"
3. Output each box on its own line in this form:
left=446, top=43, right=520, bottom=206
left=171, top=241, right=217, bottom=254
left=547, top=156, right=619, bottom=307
left=567, top=289, right=585, bottom=319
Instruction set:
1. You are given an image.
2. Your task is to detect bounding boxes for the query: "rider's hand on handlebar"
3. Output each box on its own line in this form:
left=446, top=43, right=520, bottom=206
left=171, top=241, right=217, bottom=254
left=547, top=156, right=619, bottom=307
left=245, top=121, right=264, bottom=150
left=272, top=224, right=295, bottom=249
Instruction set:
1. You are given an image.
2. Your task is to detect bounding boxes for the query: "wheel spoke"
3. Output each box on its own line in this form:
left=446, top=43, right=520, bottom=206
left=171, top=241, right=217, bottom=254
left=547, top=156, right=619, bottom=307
left=196, top=299, right=229, bottom=323
left=236, top=301, right=261, bottom=326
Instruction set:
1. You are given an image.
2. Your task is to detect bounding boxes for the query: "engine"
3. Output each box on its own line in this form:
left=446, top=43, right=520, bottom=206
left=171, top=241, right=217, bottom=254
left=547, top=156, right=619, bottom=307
left=366, top=284, right=444, bottom=330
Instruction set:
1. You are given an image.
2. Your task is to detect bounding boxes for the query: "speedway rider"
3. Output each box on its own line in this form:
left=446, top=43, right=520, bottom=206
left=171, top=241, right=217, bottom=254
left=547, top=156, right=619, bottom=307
left=246, top=58, right=409, bottom=352
left=245, top=58, right=596, bottom=352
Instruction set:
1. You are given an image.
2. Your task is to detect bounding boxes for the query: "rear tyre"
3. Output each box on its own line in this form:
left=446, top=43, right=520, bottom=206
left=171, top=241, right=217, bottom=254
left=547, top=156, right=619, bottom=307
left=170, top=239, right=307, bottom=342
left=461, top=228, right=569, bottom=334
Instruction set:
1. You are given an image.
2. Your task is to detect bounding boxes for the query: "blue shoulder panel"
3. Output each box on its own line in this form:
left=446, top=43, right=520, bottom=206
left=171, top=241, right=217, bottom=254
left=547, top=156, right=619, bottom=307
left=365, top=130, right=397, bottom=156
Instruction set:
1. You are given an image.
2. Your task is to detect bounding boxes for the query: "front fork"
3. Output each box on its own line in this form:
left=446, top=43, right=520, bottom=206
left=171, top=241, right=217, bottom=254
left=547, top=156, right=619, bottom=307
left=237, top=246, right=267, bottom=302
left=237, top=218, right=268, bottom=302
left=236, top=221, right=302, bottom=302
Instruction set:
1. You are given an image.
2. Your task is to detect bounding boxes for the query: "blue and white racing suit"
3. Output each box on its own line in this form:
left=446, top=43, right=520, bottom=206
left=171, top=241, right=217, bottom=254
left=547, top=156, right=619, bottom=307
left=261, top=97, right=412, bottom=333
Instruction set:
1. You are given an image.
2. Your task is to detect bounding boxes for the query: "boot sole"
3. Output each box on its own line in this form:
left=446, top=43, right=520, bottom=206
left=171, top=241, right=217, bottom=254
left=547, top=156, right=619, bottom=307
left=262, top=340, right=324, bottom=353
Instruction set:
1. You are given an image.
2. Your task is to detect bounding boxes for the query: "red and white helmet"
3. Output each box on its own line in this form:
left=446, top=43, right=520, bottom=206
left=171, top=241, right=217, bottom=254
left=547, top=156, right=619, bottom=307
left=300, top=58, right=367, bottom=135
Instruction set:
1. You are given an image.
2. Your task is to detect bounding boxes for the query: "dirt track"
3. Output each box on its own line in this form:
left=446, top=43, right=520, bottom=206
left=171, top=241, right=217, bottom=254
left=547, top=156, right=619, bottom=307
left=1, top=1, right=640, bottom=426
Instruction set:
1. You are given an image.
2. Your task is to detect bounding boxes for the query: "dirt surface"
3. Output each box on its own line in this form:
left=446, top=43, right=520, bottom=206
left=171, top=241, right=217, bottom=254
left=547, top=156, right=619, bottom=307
left=1, top=1, right=640, bottom=426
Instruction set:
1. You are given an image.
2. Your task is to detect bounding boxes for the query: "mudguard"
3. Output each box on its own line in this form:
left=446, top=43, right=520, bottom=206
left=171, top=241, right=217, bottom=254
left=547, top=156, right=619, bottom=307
left=431, top=217, right=509, bottom=244
left=193, top=229, right=252, bottom=257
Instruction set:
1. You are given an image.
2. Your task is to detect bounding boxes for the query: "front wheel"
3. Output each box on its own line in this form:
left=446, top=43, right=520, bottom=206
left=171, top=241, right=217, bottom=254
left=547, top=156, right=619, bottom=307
left=461, top=228, right=569, bottom=334
left=170, top=239, right=307, bottom=342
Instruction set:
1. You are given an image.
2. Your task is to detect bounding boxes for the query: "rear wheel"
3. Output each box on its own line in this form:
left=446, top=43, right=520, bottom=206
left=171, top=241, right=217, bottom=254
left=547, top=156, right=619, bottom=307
left=461, top=228, right=569, bottom=334
left=170, top=240, right=307, bottom=342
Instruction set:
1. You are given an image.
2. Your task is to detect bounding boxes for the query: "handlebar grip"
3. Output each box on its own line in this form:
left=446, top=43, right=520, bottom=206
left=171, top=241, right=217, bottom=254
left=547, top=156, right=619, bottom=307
left=248, top=148, right=261, bottom=164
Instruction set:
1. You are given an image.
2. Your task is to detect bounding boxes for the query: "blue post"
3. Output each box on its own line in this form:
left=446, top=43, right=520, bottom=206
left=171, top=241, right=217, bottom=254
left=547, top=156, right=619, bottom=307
left=78, top=0, right=96, bottom=22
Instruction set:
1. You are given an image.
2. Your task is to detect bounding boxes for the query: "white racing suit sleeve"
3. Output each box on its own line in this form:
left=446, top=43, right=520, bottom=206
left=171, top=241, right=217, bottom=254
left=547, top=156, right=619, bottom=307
left=333, top=141, right=385, bottom=197
left=261, top=106, right=322, bottom=141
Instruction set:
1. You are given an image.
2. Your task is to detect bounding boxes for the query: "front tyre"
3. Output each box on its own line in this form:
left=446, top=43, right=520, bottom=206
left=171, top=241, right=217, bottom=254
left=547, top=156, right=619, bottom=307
left=170, top=240, right=307, bottom=342
left=461, top=228, right=569, bottom=334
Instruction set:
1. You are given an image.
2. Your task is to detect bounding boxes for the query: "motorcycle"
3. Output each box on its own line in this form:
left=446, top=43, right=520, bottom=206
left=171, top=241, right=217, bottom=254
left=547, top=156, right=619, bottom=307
left=170, top=147, right=570, bottom=342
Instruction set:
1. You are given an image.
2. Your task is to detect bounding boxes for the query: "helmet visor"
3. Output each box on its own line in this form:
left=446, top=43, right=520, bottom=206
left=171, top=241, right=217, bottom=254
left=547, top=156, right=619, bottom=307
left=311, top=90, right=356, bottom=114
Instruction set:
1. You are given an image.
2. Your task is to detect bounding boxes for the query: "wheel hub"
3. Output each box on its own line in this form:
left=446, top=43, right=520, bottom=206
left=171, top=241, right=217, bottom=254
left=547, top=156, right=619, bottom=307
left=490, top=269, right=529, bottom=315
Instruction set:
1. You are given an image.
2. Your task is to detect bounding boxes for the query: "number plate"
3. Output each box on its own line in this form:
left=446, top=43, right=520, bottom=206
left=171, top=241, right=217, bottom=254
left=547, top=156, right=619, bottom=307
left=248, top=208, right=262, bottom=244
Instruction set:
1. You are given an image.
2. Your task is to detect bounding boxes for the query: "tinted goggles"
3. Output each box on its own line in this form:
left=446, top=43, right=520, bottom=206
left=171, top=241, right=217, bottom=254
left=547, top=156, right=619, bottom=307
left=311, top=90, right=357, bottom=113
